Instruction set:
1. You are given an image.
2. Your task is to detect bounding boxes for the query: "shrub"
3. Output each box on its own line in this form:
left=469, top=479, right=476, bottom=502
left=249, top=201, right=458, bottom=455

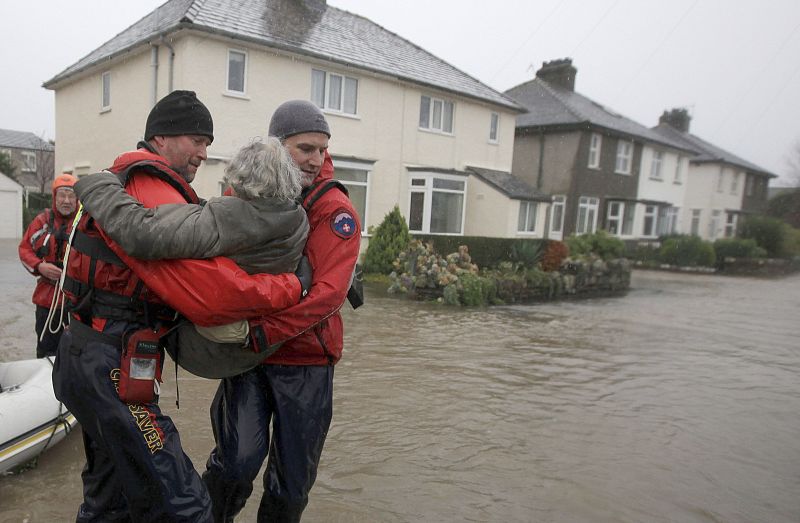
left=713, top=238, right=767, bottom=264
left=411, top=235, right=547, bottom=269
left=738, top=215, right=788, bottom=257
left=539, top=240, right=569, bottom=271
left=658, top=235, right=715, bottom=267
left=565, top=230, right=625, bottom=260
left=363, top=205, right=411, bottom=274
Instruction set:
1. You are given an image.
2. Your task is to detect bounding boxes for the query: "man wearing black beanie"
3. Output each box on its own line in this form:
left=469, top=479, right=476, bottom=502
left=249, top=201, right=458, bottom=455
left=202, top=100, right=362, bottom=523
left=53, top=91, right=309, bottom=523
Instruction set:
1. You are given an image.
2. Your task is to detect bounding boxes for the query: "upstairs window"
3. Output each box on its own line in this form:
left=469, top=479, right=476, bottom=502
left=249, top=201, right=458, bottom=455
left=716, top=169, right=725, bottom=193
left=615, top=140, right=633, bottom=174
left=674, top=156, right=683, bottom=184
left=101, top=71, right=111, bottom=110
left=408, top=173, right=465, bottom=234
left=517, top=201, right=538, bottom=233
left=650, top=150, right=663, bottom=180
left=489, top=112, right=499, bottom=142
left=22, top=151, right=36, bottom=172
left=746, top=175, right=754, bottom=196
left=419, top=95, right=454, bottom=134
left=227, top=49, right=247, bottom=94
left=731, top=172, right=740, bottom=194
left=311, top=69, right=358, bottom=115
left=588, top=133, right=602, bottom=168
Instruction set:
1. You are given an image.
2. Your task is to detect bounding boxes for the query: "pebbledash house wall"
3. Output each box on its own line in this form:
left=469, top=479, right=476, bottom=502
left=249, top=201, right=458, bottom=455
left=51, top=31, right=518, bottom=246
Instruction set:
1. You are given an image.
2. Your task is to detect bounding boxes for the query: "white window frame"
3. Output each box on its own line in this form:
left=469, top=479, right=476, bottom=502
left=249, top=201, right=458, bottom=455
left=549, top=195, right=566, bottom=237
left=588, top=133, right=602, bottom=169
left=674, top=156, right=683, bottom=184
left=606, top=201, right=634, bottom=237
left=746, top=175, right=754, bottom=197
left=21, top=151, right=36, bottom=172
left=709, top=210, right=722, bottom=239
left=419, top=95, right=454, bottom=134
left=690, top=209, right=702, bottom=236
left=650, top=150, right=664, bottom=180
left=101, top=71, right=111, bottom=111
left=489, top=112, right=499, bottom=143
left=407, top=172, right=466, bottom=235
left=730, top=172, right=740, bottom=194
left=333, top=158, right=371, bottom=235
left=615, top=140, right=633, bottom=174
left=658, top=206, right=679, bottom=236
left=311, top=68, right=359, bottom=116
left=642, top=205, right=658, bottom=237
left=576, top=196, right=599, bottom=235
left=724, top=213, right=737, bottom=238
left=517, top=201, right=538, bottom=234
left=226, top=49, right=247, bottom=95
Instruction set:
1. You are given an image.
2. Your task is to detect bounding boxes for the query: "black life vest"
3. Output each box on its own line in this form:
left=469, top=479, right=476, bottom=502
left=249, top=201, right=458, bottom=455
left=62, top=154, right=199, bottom=326
left=31, top=208, right=71, bottom=264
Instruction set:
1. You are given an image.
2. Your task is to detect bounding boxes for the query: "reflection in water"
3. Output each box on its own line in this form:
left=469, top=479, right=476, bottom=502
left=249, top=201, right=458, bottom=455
left=1, top=247, right=798, bottom=522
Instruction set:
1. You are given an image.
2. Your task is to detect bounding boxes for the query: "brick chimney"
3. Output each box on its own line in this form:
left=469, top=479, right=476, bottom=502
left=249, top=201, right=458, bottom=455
left=659, top=108, right=691, bottom=132
left=535, top=58, right=577, bottom=91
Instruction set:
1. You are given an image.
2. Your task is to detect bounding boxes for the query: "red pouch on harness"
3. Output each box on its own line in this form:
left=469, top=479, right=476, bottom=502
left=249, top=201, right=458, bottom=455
left=119, top=329, right=163, bottom=404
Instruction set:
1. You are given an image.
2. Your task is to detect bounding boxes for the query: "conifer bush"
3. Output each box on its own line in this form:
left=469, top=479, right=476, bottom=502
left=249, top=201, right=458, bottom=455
left=363, top=205, right=411, bottom=274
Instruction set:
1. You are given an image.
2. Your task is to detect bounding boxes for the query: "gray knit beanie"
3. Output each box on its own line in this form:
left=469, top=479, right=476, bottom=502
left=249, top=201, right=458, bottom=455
left=268, top=100, right=331, bottom=140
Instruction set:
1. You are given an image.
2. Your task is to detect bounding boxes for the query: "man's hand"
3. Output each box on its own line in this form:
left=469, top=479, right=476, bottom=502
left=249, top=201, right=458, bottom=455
left=294, top=256, right=312, bottom=298
left=38, top=261, right=62, bottom=281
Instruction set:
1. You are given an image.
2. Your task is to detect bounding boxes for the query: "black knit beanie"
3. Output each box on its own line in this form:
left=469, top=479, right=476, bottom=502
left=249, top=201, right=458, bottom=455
left=144, top=90, right=214, bottom=143
left=268, top=100, right=330, bottom=140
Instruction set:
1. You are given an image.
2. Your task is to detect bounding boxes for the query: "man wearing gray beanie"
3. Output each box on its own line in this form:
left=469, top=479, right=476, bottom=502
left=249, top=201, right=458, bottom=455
left=203, top=99, right=363, bottom=523
left=53, top=91, right=309, bottom=523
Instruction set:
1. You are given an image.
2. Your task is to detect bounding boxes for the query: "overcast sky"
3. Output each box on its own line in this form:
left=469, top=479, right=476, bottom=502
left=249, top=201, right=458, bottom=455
left=2, top=0, right=799, bottom=185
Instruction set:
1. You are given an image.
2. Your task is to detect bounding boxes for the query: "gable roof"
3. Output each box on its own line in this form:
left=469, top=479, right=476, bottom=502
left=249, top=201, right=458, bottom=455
left=466, top=166, right=550, bottom=201
left=43, top=0, right=522, bottom=112
left=505, top=78, right=694, bottom=152
left=651, top=123, right=776, bottom=178
left=0, top=128, right=54, bottom=151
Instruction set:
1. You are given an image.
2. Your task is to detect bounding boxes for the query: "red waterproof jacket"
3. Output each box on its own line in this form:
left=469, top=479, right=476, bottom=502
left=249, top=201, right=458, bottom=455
left=19, top=183, right=77, bottom=308
left=251, top=152, right=361, bottom=366
left=66, top=146, right=301, bottom=330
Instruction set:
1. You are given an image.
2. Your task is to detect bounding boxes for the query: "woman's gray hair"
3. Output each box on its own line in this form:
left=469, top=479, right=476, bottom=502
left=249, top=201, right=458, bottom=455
left=223, top=137, right=302, bottom=201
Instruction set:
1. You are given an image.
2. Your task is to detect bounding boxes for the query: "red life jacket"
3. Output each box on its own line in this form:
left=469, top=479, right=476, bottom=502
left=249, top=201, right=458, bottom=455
left=62, top=150, right=199, bottom=326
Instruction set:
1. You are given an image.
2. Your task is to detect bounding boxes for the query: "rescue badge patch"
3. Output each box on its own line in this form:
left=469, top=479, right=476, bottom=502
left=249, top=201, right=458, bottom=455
left=331, top=209, right=356, bottom=239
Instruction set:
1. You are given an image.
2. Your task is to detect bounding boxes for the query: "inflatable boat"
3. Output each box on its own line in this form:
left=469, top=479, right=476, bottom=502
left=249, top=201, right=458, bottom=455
left=0, top=357, right=78, bottom=473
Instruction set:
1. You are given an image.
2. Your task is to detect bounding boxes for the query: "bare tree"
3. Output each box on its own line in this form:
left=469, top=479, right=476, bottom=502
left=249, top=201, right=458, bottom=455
left=0, top=150, right=17, bottom=182
left=31, top=135, right=55, bottom=194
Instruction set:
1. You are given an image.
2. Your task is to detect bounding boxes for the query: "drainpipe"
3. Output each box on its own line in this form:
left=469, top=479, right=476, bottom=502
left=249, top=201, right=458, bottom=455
left=536, top=129, right=545, bottom=190
left=150, top=45, right=159, bottom=106
left=160, top=35, right=175, bottom=92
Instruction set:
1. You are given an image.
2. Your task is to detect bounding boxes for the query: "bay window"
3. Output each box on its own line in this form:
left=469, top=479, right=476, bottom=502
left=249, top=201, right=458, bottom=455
left=408, top=172, right=465, bottom=234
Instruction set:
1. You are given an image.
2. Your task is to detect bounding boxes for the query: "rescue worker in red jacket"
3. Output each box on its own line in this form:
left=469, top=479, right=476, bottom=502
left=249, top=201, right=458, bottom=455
left=52, top=91, right=309, bottom=523
left=201, top=100, right=361, bottom=523
left=18, top=173, right=78, bottom=357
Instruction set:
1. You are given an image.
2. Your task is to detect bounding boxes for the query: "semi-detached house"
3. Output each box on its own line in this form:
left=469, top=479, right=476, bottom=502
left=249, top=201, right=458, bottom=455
left=43, top=0, right=543, bottom=249
left=505, top=59, right=696, bottom=242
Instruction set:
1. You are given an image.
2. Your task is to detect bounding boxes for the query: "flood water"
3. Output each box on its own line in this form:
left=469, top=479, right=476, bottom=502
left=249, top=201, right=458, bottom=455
left=1, top=238, right=799, bottom=522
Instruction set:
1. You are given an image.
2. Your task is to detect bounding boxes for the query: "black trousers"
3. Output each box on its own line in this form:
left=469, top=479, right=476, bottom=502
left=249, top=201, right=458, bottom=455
left=34, top=305, right=63, bottom=358
left=52, top=322, right=213, bottom=523
left=202, top=364, right=334, bottom=523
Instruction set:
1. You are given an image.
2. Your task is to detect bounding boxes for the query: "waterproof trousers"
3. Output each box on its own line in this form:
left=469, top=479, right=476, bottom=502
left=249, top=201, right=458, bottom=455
left=52, top=322, right=213, bottom=523
left=202, top=364, right=334, bottom=523
left=35, top=305, right=63, bottom=358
